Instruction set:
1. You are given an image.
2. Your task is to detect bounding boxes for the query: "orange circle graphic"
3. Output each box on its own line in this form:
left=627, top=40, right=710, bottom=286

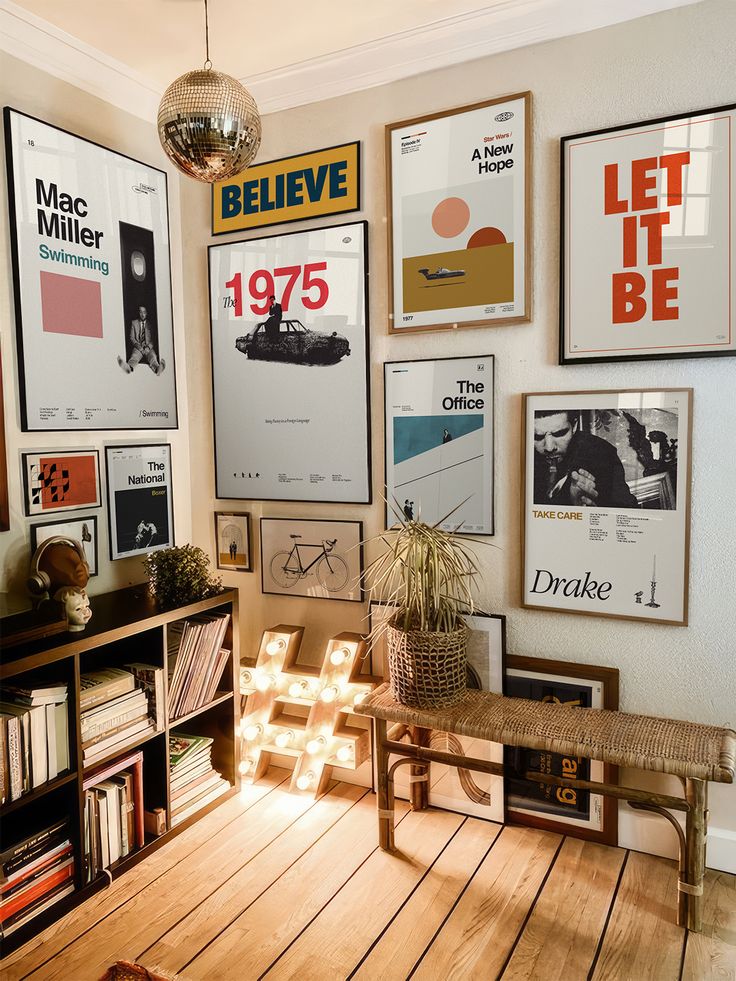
left=431, top=197, right=471, bottom=238
left=467, top=227, right=507, bottom=248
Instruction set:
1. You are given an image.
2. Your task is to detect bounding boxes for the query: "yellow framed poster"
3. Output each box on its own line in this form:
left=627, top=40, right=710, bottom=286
left=212, top=141, right=361, bottom=235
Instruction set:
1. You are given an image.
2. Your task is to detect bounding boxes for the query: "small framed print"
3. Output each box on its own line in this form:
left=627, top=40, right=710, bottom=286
left=105, top=444, right=174, bottom=560
left=260, top=517, right=363, bottom=602
left=504, top=656, right=619, bottom=845
left=561, top=102, right=736, bottom=363
left=215, top=512, right=252, bottom=572
left=30, top=515, right=99, bottom=576
left=0, top=348, right=9, bottom=531
left=22, top=449, right=101, bottom=516
left=522, top=389, right=692, bottom=625
left=393, top=612, right=506, bottom=822
left=384, top=355, right=494, bottom=534
left=387, top=92, right=531, bottom=334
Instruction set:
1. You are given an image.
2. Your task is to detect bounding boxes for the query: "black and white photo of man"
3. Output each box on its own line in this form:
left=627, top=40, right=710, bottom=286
left=118, top=305, right=166, bottom=375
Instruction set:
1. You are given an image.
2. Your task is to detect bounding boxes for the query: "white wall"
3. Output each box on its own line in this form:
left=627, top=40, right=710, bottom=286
left=184, top=0, right=736, bottom=870
left=0, top=52, right=193, bottom=598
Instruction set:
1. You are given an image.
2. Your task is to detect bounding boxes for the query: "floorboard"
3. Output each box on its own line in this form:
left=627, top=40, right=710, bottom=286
left=682, top=868, right=736, bottom=981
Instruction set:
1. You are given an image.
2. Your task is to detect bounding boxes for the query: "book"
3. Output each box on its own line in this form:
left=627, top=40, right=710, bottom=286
left=171, top=771, right=223, bottom=809
left=2, top=713, right=23, bottom=802
left=55, top=703, right=70, bottom=775
left=96, top=790, right=110, bottom=869
left=0, top=716, right=6, bottom=806
left=170, top=758, right=213, bottom=792
left=1, top=842, right=73, bottom=895
left=169, top=733, right=214, bottom=769
left=1, top=881, right=75, bottom=937
left=79, top=668, right=135, bottom=712
left=2, top=683, right=67, bottom=706
left=171, top=779, right=229, bottom=827
left=1, top=819, right=68, bottom=877
left=0, top=858, right=74, bottom=921
left=81, top=709, right=149, bottom=750
left=45, top=703, right=58, bottom=782
left=82, top=719, right=153, bottom=766
left=96, top=781, right=121, bottom=866
left=80, top=688, right=146, bottom=727
left=111, top=772, right=135, bottom=858
left=0, top=704, right=30, bottom=798
left=27, top=703, right=48, bottom=789
left=124, top=664, right=165, bottom=731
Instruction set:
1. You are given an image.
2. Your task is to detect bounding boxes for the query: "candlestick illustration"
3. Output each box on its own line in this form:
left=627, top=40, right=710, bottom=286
left=645, top=553, right=660, bottom=608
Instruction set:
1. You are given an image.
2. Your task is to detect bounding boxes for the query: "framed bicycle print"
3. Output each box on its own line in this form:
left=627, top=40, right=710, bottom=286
left=214, top=511, right=252, bottom=572
left=384, top=354, right=494, bottom=534
left=208, top=220, right=371, bottom=504
left=4, top=107, right=177, bottom=431
left=560, top=102, right=736, bottom=363
left=30, top=515, right=99, bottom=577
left=260, top=517, right=363, bottom=602
left=504, top=655, right=619, bottom=845
left=386, top=92, right=531, bottom=334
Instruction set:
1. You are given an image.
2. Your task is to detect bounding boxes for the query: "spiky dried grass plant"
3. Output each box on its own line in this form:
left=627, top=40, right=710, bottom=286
left=362, top=500, right=484, bottom=643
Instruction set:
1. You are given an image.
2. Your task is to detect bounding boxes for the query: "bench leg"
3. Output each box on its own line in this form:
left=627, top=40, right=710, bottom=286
left=409, top=726, right=431, bottom=811
left=374, top=718, right=394, bottom=851
left=683, top=778, right=706, bottom=932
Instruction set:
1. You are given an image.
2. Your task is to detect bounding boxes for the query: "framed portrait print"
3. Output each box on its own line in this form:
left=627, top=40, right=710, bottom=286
left=209, top=220, right=371, bottom=503
left=215, top=511, right=252, bottom=572
left=384, top=355, right=494, bottom=534
left=0, top=347, right=9, bottom=531
left=561, top=103, right=736, bottom=363
left=22, top=449, right=101, bottom=516
left=30, top=515, right=99, bottom=576
left=260, top=517, right=363, bottom=602
left=504, top=655, right=619, bottom=845
left=386, top=92, right=531, bottom=334
left=393, top=613, right=506, bottom=822
left=4, top=108, right=177, bottom=431
left=105, top=444, right=173, bottom=560
left=521, top=389, right=692, bottom=625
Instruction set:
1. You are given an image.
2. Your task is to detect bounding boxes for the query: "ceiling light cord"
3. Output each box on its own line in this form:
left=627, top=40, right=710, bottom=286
left=203, top=0, right=212, bottom=70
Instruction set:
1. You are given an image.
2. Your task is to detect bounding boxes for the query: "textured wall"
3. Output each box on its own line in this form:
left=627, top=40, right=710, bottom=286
left=184, top=0, right=736, bottom=865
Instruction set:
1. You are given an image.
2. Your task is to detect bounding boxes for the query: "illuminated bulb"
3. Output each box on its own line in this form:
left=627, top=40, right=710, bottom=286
left=288, top=680, right=309, bottom=698
left=336, top=745, right=352, bottom=763
left=255, top=672, right=275, bottom=692
left=330, top=646, right=352, bottom=666
left=239, top=758, right=254, bottom=775
left=266, top=638, right=286, bottom=656
left=243, top=723, right=263, bottom=741
left=305, top=736, right=326, bottom=755
left=241, top=670, right=253, bottom=686
left=320, top=685, right=340, bottom=704
left=274, top=729, right=294, bottom=749
left=353, top=691, right=368, bottom=706
left=296, top=771, right=315, bottom=791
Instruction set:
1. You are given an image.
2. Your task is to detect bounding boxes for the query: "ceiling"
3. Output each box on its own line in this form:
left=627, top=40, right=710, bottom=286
left=0, top=0, right=702, bottom=118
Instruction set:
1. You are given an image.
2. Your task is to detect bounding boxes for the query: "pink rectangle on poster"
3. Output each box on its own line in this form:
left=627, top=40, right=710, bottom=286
left=40, top=271, right=103, bottom=338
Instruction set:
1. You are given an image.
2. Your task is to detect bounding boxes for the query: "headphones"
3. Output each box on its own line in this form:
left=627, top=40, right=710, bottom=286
left=27, top=536, right=89, bottom=597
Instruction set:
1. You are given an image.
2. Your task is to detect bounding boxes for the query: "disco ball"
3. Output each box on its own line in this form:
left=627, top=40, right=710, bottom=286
left=157, top=68, right=262, bottom=183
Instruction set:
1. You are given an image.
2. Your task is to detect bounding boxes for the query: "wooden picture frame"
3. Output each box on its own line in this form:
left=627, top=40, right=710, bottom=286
left=21, top=449, right=101, bottom=517
left=30, top=514, right=99, bottom=577
left=214, top=511, right=252, bottom=572
left=0, top=347, right=9, bottom=532
left=560, top=102, right=736, bottom=364
left=386, top=92, right=531, bottom=334
left=521, top=388, right=692, bottom=625
left=504, top=655, right=619, bottom=845
left=260, top=517, right=363, bottom=602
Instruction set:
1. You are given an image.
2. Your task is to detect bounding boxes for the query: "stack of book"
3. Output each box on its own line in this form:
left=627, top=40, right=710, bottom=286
left=0, top=683, right=70, bottom=804
left=80, top=669, right=153, bottom=768
left=168, top=614, right=231, bottom=720
left=0, top=819, right=74, bottom=938
left=83, top=769, right=138, bottom=880
left=124, top=663, right=165, bottom=731
left=169, top=732, right=229, bottom=827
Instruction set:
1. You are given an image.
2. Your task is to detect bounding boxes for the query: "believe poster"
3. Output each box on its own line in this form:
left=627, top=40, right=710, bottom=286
left=4, top=108, right=177, bottom=431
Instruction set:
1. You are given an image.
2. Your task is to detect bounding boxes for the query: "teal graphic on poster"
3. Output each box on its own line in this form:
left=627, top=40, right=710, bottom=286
left=393, top=415, right=484, bottom=465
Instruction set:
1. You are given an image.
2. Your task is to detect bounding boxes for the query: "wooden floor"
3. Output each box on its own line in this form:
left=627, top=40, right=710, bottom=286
left=2, top=769, right=735, bottom=981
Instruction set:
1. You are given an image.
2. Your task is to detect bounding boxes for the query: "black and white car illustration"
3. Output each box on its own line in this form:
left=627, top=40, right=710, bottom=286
left=418, top=266, right=466, bottom=280
left=235, top=319, right=350, bottom=366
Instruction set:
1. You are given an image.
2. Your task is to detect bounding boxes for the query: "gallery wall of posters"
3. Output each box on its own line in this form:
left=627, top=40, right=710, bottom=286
left=209, top=221, right=371, bottom=503
left=4, top=108, right=177, bottom=431
left=22, top=449, right=101, bottom=516
left=561, top=103, right=736, bottom=363
left=384, top=355, right=494, bottom=534
left=105, top=444, right=173, bottom=560
left=522, top=389, right=692, bottom=624
left=504, top=655, right=619, bottom=844
left=387, top=92, right=530, bottom=333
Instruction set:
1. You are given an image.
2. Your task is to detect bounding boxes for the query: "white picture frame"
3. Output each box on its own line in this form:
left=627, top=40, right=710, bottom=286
left=105, top=444, right=174, bottom=560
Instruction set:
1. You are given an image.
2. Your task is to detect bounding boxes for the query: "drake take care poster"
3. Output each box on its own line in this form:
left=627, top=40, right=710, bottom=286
left=4, top=108, right=177, bottom=431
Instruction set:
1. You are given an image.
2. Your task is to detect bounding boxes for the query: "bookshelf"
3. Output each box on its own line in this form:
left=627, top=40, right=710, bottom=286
left=0, top=585, right=240, bottom=954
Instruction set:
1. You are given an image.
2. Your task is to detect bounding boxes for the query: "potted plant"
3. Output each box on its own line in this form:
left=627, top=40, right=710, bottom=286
left=143, top=544, right=222, bottom=609
left=363, top=504, right=483, bottom=709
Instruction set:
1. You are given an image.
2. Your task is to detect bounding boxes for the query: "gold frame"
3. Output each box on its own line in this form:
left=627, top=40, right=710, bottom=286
left=520, top=388, right=693, bottom=626
left=385, top=92, right=532, bottom=335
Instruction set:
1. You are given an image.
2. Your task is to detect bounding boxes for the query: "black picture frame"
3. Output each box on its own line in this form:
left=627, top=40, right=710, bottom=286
left=560, top=102, right=736, bottom=365
left=214, top=511, right=252, bottom=573
left=30, top=514, right=99, bottom=577
left=3, top=106, right=178, bottom=431
left=104, top=443, right=174, bottom=560
left=21, top=449, right=101, bottom=517
left=260, top=517, right=364, bottom=603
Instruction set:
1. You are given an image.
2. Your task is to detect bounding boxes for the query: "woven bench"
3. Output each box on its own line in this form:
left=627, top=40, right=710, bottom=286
left=356, top=683, right=735, bottom=933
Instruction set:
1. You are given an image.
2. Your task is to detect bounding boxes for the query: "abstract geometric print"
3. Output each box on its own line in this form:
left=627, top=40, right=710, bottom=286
left=30, top=462, right=70, bottom=506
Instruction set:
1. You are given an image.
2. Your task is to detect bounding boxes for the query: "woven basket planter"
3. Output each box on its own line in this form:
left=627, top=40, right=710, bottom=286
left=386, top=619, right=469, bottom=709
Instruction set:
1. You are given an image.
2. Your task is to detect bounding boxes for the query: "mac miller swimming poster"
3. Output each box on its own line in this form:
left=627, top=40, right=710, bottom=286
left=4, top=108, right=177, bottom=431
left=388, top=93, right=529, bottom=332
left=208, top=221, right=370, bottom=503
left=385, top=356, right=494, bottom=534
left=522, top=389, right=692, bottom=624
